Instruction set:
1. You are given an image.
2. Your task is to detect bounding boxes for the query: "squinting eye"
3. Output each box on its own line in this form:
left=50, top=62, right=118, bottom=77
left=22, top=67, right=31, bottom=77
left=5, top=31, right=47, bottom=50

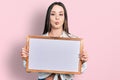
left=59, top=14, right=63, bottom=16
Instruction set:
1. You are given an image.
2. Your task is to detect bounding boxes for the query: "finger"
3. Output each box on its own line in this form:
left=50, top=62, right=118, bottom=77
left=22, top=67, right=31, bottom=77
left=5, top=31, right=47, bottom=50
left=22, top=48, right=28, bottom=54
left=22, top=47, right=28, bottom=51
left=82, top=54, right=88, bottom=58
left=81, top=58, right=87, bottom=62
left=82, top=59, right=88, bottom=62
left=82, top=53, right=88, bottom=59
left=21, top=51, right=28, bottom=54
left=21, top=51, right=28, bottom=56
left=21, top=53, right=28, bottom=57
left=81, top=56, right=88, bottom=62
left=81, top=52, right=88, bottom=58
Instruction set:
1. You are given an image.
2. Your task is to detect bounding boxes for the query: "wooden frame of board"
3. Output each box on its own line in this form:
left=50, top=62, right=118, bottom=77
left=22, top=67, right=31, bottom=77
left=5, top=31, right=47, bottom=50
left=26, top=35, right=83, bottom=74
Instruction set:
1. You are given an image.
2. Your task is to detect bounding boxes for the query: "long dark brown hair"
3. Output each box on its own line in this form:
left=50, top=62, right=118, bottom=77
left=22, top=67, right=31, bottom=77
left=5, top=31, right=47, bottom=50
left=43, top=2, right=69, bottom=34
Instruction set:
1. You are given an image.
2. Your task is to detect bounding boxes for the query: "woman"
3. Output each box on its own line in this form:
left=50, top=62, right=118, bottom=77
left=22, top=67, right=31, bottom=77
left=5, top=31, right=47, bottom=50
left=21, top=2, right=88, bottom=80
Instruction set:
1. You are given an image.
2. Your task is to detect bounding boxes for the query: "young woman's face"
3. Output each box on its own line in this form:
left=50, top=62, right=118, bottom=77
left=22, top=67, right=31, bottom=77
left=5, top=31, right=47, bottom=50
left=50, top=5, right=65, bottom=29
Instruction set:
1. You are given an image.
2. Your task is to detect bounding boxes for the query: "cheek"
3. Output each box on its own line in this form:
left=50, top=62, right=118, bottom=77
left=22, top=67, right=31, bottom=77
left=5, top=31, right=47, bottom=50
left=50, top=17, right=55, bottom=23
left=50, top=16, right=54, bottom=21
left=61, top=17, right=65, bottom=23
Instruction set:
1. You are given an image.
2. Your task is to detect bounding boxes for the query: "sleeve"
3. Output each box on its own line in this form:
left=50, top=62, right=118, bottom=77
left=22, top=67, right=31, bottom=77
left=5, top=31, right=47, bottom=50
left=61, top=74, right=74, bottom=80
left=23, top=60, right=26, bottom=68
left=81, top=62, right=87, bottom=73
left=22, top=60, right=51, bottom=79
left=38, top=73, right=51, bottom=79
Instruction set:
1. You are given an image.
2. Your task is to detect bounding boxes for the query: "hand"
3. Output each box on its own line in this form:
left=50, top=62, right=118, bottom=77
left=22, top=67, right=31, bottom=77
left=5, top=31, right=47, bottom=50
left=80, top=50, right=88, bottom=63
left=21, top=46, right=29, bottom=60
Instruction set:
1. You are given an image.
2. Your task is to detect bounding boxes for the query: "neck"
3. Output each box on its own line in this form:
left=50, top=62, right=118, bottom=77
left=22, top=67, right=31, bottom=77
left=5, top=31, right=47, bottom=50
left=49, top=28, right=63, bottom=37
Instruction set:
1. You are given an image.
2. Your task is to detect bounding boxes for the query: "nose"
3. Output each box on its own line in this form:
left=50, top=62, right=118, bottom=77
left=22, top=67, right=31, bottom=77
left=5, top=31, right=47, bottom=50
left=55, top=15, right=59, bottom=20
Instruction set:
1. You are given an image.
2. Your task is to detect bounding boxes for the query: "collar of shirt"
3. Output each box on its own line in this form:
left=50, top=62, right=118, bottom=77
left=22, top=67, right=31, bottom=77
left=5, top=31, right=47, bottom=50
left=43, top=31, right=69, bottom=38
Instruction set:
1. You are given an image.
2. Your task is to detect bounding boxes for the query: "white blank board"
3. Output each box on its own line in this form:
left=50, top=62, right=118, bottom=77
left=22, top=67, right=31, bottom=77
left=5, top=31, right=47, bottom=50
left=26, top=36, right=83, bottom=74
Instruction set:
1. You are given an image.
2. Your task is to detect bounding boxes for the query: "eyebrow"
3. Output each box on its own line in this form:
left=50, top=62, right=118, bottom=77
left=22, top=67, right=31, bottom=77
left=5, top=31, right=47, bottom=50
left=51, top=11, right=64, bottom=13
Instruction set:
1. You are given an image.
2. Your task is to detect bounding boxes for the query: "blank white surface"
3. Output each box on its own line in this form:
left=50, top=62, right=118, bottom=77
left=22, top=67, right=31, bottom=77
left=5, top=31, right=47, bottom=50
left=28, top=38, right=80, bottom=72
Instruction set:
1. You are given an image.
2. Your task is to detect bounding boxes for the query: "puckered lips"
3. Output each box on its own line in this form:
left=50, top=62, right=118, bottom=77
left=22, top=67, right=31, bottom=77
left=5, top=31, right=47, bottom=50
left=55, top=22, right=59, bottom=25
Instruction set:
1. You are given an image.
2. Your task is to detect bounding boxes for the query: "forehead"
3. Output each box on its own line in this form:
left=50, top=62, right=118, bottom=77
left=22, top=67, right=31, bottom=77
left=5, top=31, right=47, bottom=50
left=51, top=5, right=64, bottom=12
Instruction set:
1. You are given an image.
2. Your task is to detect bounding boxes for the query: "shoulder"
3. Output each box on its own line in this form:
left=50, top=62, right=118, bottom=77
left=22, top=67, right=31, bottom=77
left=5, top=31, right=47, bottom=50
left=42, top=33, right=48, bottom=36
left=67, top=33, right=79, bottom=38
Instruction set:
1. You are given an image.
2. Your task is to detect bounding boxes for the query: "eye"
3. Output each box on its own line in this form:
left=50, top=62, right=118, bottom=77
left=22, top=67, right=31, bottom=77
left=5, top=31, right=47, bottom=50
left=50, top=13, right=55, bottom=16
left=59, top=14, right=63, bottom=16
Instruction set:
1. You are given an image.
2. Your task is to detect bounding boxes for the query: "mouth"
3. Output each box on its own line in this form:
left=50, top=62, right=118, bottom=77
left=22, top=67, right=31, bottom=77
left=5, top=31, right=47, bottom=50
left=55, top=22, right=59, bottom=25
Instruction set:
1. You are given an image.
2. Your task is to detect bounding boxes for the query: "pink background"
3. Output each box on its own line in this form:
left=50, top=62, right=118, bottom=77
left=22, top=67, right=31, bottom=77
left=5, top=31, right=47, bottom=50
left=0, top=0, right=120, bottom=80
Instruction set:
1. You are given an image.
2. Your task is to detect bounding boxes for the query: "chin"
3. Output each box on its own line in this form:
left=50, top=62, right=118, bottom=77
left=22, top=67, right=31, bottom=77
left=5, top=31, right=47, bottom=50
left=52, top=25, right=62, bottom=29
